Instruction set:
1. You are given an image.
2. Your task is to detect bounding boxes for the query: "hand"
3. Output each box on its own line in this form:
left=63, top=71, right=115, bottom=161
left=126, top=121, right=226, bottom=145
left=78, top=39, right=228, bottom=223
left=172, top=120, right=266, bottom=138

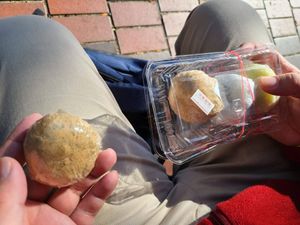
left=240, top=43, right=300, bottom=146
left=0, top=113, right=118, bottom=225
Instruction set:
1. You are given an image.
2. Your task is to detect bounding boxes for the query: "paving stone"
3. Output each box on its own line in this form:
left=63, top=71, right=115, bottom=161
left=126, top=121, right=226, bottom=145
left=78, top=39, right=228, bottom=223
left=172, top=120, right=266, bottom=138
left=162, top=12, right=189, bottom=36
left=110, top=1, right=161, bottom=27
left=116, top=26, right=168, bottom=54
left=297, top=26, right=300, bottom=37
left=0, top=2, right=46, bottom=18
left=242, top=0, right=264, bottom=9
left=4, top=0, right=300, bottom=66
left=53, top=15, right=114, bottom=43
left=47, top=0, right=108, bottom=15
left=294, top=9, right=300, bottom=26
left=269, top=18, right=297, bottom=37
left=256, top=9, right=269, bottom=28
left=267, top=28, right=274, bottom=43
left=274, top=36, right=300, bottom=55
left=285, top=54, right=300, bottom=68
left=83, top=41, right=118, bottom=54
left=264, top=0, right=292, bottom=18
left=131, top=50, right=171, bottom=60
left=168, top=36, right=177, bottom=56
left=159, top=0, right=198, bottom=12
left=290, top=0, right=300, bottom=7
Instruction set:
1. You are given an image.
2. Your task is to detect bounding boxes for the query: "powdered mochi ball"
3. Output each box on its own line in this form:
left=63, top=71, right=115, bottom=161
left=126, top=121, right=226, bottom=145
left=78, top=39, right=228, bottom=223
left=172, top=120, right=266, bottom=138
left=168, top=70, right=224, bottom=123
left=215, top=73, right=255, bottom=122
left=24, top=111, right=100, bottom=187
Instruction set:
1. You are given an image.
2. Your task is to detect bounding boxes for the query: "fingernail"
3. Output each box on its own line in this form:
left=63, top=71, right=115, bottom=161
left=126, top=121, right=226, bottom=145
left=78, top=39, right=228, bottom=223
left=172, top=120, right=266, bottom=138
left=0, top=158, right=11, bottom=181
left=259, top=76, right=279, bottom=90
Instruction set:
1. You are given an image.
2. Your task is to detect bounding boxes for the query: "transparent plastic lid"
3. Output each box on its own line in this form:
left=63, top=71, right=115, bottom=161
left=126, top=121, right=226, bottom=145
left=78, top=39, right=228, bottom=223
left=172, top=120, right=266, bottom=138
left=144, top=45, right=282, bottom=164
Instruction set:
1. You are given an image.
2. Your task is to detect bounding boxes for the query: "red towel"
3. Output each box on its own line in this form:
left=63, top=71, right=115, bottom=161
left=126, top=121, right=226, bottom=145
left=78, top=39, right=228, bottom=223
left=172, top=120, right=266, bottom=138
left=198, top=180, right=300, bottom=225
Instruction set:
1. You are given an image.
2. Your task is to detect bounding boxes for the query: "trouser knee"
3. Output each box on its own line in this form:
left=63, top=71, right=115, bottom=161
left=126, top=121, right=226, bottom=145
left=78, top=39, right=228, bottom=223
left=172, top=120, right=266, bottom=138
left=175, top=0, right=270, bottom=54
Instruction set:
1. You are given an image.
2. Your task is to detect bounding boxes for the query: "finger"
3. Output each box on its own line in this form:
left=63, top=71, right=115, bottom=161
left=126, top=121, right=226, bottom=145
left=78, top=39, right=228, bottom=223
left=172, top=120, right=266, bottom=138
left=70, top=170, right=118, bottom=225
left=238, top=42, right=275, bottom=66
left=47, top=148, right=117, bottom=216
left=239, top=42, right=255, bottom=49
left=27, top=176, right=53, bottom=202
left=0, top=157, right=27, bottom=223
left=239, top=42, right=264, bottom=51
left=259, top=73, right=300, bottom=98
left=0, top=113, right=42, bottom=163
left=238, top=43, right=299, bottom=74
left=6, top=113, right=42, bottom=143
left=0, top=157, right=27, bottom=203
left=276, top=52, right=300, bottom=74
left=0, top=141, right=24, bottom=165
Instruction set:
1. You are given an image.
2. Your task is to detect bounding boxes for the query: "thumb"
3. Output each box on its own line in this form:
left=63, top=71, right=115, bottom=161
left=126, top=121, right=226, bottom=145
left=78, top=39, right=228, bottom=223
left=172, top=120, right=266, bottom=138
left=0, top=157, right=27, bottom=223
left=258, top=73, right=300, bottom=98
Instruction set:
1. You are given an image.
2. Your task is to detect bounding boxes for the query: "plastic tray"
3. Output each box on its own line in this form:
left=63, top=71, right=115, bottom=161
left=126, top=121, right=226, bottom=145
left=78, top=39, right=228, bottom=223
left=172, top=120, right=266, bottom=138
left=144, top=45, right=282, bottom=164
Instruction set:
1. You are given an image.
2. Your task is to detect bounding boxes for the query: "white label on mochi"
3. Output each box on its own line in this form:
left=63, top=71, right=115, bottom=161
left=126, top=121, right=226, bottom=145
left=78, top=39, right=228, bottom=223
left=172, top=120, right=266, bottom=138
left=191, top=89, right=215, bottom=115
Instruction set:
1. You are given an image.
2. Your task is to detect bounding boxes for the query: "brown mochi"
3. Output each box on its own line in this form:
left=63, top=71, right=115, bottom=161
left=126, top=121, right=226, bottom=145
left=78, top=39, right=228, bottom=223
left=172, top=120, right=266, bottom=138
left=24, top=111, right=100, bottom=187
left=168, top=70, right=224, bottom=123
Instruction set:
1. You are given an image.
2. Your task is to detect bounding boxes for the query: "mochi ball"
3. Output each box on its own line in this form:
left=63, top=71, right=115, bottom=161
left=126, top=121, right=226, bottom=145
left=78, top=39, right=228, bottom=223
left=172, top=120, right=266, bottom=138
left=215, top=73, right=255, bottom=122
left=24, top=111, right=100, bottom=187
left=168, top=70, right=224, bottom=123
left=246, top=63, right=279, bottom=114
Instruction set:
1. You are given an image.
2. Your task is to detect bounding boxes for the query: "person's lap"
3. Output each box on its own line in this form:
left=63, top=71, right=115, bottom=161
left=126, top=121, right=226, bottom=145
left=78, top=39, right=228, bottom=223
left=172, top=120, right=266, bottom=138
left=0, top=1, right=299, bottom=225
left=0, top=14, right=177, bottom=225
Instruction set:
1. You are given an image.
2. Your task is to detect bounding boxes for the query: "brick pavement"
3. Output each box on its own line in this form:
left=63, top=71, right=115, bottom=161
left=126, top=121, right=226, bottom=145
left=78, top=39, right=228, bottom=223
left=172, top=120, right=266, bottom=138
left=0, top=0, right=300, bottom=67
left=244, top=0, right=300, bottom=67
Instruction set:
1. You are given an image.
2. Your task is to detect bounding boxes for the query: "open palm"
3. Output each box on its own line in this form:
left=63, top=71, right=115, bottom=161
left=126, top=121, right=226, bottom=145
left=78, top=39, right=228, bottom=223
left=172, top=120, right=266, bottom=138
left=0, top=113, right=118, bottom=225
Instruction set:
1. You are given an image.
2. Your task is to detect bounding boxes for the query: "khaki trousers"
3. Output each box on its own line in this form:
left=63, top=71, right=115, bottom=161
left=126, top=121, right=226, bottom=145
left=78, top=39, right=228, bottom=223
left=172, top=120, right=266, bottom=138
left=0, top=1, right=299, bottom=225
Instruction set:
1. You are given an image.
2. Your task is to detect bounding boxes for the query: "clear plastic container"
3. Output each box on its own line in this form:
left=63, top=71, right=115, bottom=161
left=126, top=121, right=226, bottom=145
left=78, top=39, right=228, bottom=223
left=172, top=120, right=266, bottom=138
left=144, top=45, right=283, bottom=164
